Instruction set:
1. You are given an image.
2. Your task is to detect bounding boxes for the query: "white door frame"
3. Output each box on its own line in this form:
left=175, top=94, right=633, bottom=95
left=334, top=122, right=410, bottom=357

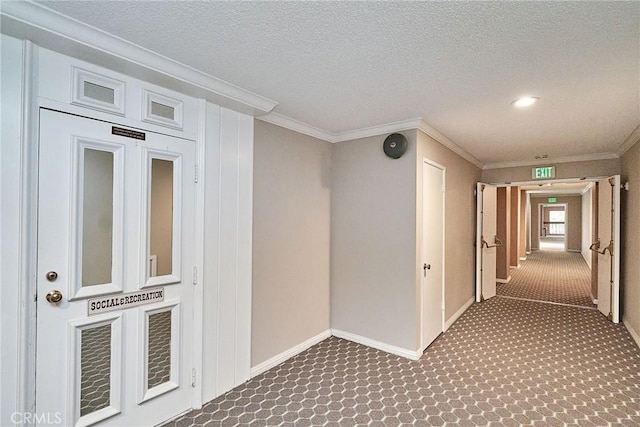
left=537, top=202, right=568, bottom=250
left=420, top=158, right=446, bottom=351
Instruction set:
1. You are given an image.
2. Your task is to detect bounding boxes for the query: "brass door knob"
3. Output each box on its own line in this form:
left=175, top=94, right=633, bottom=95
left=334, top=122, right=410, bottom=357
left=46, top=290, right=63, bottom=304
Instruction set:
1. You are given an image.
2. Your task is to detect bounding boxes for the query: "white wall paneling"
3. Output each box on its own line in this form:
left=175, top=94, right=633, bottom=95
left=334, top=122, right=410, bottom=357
left=201, top=104, right=254, bottom=402
left=0, top=36, right=38, bottom=425
left=202, top=102, right=221, bottom=403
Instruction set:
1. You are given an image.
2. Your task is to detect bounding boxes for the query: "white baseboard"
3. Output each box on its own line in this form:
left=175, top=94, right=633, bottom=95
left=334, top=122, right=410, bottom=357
left=444, top=297, right=474, bottom=331
left=509, top=264, right=520, bottom=269
left=496, top=276, right=511, bottom=284
left=331, top=329, right=421, bottom=361
left=250, top=329, right=331, bottom=378
left=519, top=256, right=527, bottom=261
left=623, top=318, right=640, bottom=349
left=592, top=298, right=598, bottom=305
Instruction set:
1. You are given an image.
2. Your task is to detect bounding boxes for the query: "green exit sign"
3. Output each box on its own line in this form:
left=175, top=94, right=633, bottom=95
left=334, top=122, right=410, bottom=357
left=548, top=197, right=557, bottom=203
left=532, top=166, right=555, bottom=179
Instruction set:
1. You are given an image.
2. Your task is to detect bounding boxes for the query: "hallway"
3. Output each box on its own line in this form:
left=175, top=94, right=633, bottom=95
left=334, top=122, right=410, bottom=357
left=166, top=260, right=640, bottom=426
left=497, top=251, right=595, bottom=308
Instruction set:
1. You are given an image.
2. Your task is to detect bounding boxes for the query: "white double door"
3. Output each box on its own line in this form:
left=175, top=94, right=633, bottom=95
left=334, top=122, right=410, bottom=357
left=595, top=176, right=621, bottom=322
left=36, top=109, right=196, bottom=426
left=475, top=183, right=497, bottom=302
left=475, top=179, right=621, bottom=324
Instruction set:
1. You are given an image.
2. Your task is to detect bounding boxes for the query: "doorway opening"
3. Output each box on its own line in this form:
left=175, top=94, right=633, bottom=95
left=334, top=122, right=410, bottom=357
left=539, top=204, right=566, bottom=251
left=477, top=176, right=620, bottom=322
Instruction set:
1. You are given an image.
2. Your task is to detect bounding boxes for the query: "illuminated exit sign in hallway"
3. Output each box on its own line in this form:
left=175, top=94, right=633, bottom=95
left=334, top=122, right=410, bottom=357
left=532, top=166, right=556, bottom=179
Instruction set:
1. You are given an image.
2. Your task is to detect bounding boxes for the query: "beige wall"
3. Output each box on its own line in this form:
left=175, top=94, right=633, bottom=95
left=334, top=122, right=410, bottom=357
left=331, top=132, right=418, bottom=351
left=496, top=187, right=511, bottom=281
left=620, top=141, right=640, bottom=343
left=416, top=130, right=481, bottom=325
left=530, top=195, right=582, bottom=251
left=252, top=120, right=331, bottom=366
left=510, top=187, right=520, bottom=268
left=482, top=158, right=620, bottom=183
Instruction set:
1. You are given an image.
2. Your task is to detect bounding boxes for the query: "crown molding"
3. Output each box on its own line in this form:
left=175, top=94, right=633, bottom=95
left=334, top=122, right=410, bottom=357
left=257, top=112, right=335, bottom=142
left=483, top=152, right=619, bottom=170
left=332, top=117, right=423, bottom=143
left=0, top=1, right=278, bottom=116
left=617, top=123, right=640, bottom=157
left=415, top=119, right=484, bottom=169
left=257, top=113, right=485, bottom=168
left=257, top=114, right=424, bottom=145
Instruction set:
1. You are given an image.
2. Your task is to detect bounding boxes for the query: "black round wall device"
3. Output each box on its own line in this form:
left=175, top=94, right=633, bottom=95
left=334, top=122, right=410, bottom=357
left=383, top=133, right=408, bottom=159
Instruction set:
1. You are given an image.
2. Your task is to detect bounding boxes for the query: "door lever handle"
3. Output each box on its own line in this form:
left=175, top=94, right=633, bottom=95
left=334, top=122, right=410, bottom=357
left=423, top=263, right=431, bottom=277
left=481, top=235, right=503, bottom=249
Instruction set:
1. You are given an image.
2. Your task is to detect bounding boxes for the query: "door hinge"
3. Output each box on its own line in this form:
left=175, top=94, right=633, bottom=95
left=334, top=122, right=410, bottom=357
left=191, top=368, right=196, bottom=387
left=192, top=266, right=197, bottom=286
left=194, top=164, right=199, bottom=183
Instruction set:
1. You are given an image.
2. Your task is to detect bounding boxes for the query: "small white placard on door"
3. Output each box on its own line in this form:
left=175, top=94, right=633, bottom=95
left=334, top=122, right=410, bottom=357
left=88, top=288, right=164, bottom=315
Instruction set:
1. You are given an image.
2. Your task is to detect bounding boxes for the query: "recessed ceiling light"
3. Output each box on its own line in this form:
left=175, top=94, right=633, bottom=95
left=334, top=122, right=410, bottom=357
left=512, top=97, right=539, bottom=107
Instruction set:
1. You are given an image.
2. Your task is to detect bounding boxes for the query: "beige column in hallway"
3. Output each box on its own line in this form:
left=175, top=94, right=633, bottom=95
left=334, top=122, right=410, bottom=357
left=519, top=189, right=527, bottom=260
left=496, top=187, right=511, bottom=283
left=509, top=187, right=520, bottom=268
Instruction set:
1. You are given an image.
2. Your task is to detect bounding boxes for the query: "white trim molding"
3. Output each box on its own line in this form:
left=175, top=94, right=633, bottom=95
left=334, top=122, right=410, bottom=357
left=0, top=1, right=278, bottom=116
left=257, top=114, right=484, bottom=169
left=444, top=297, right=474, bottom=332
left=331, top=329, right=422, bottom=361
left=483, top=152, right=619, bottom=170
left=623, top=318, right=640, bottom=349
left=496, top=276, right=512, bottom=284
left=333, top=117, right=422, bottom=143
left=250, top=330, right=331, bottom=378
left=416, top=119, right=483, bottom=168
left=257, top=112, right=335, bottom=143
left=617, top=123, right=640, bottom=157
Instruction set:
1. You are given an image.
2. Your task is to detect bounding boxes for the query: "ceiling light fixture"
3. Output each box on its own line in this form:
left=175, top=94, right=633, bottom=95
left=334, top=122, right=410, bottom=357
left=512, top=97, right=539, bottom=108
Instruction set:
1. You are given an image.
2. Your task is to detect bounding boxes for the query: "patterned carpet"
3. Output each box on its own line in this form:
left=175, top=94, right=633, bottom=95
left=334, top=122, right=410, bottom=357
left=497, top=251, right=595, bottom=308
left=166, top=299, right=640, bottom=426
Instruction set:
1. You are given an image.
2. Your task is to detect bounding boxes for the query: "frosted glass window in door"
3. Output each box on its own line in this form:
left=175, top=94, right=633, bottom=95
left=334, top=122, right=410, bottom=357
left=149, top=159, right=174, bottom=277
left=81, top=149, right=114, bottom=286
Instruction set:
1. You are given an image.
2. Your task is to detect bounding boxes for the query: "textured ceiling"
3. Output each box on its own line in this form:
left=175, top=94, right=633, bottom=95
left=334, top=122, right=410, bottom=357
left=36, top=1, right=640, bottom=165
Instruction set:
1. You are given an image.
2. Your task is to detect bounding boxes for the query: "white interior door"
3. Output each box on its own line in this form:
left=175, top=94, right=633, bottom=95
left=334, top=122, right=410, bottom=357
left=596, top=175, right=621, bottom=322
left=421, top=160, right=445, bottom=350
left=36, top=109, right=196, bottom=426
left=476, top=183, right=498, bottom=302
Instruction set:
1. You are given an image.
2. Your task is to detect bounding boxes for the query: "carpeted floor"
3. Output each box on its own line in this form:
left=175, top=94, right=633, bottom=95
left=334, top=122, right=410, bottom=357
left=166, top=255, right=640, bottom=426
left=497, top=251, right=595, bottom=308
